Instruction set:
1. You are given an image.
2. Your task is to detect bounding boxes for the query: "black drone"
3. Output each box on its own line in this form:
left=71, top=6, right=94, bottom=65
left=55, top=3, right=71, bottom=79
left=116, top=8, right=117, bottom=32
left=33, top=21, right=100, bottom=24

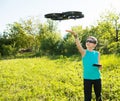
left=44, top=11, right=84, bottom=20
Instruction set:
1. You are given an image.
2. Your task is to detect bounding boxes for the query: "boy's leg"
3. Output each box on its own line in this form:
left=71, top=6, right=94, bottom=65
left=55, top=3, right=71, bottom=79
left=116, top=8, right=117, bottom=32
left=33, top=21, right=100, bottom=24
left=93, top=79, right=102, bottom=101
left=84, top=79, right=92, bottom=101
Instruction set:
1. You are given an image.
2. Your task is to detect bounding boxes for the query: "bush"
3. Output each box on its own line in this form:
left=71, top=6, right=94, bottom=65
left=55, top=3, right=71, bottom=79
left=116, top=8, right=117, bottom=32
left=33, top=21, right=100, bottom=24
left=108, top=42, right=120, bottom=54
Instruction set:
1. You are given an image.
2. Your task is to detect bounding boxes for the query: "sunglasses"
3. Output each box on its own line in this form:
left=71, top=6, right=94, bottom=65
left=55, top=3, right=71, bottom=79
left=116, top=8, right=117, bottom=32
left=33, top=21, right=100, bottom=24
left=86, top=39, right=96, bottom=44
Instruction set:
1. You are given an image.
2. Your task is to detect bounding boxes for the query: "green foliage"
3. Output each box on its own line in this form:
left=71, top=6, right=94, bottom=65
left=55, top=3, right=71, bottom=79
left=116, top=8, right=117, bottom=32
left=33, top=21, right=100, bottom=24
left=101, top=55, right=120, bottom=100
left=0, top=10, right=120, bottom=57
left=96, top=10, right=120, bottom=54
left=1, top=45, right=16, bottom=56
left=39, top=31, right=62, bottom=55
left=108, top=42, right=120, bottom=54
left=0, top=55, right=120, bottom=101
left=62, top=33, right=78, bottom=56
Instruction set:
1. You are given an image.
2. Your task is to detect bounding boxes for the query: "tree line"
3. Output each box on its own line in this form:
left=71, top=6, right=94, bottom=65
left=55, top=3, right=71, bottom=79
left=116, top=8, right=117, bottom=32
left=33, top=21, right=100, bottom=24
left=0, top=10, right=120, bottom=57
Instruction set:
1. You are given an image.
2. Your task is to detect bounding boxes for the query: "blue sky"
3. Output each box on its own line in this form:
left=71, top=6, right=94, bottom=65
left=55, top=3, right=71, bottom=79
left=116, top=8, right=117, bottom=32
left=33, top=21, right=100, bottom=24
left=0, top=0, right=120, bottom=36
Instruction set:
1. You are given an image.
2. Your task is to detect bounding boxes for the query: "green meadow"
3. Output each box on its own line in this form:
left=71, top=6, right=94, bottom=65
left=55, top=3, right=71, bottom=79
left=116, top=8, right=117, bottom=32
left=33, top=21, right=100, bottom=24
left=0, top=55, right=120, bottom=101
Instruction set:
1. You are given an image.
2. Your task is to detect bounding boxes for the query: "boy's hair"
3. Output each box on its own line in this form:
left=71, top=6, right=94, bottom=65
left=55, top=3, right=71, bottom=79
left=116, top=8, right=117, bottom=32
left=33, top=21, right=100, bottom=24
left=87, top=36, right=98, bottom=44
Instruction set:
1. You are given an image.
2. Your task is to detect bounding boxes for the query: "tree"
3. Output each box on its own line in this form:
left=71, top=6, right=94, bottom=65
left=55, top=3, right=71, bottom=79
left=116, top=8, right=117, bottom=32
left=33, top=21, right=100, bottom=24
left=39, top=31, right=62, bottom=55
left=7, top=22, right=28, bottom=50
left=97, top=10, right=120, bottom=54
left=37, top=20, right=62, bottom=55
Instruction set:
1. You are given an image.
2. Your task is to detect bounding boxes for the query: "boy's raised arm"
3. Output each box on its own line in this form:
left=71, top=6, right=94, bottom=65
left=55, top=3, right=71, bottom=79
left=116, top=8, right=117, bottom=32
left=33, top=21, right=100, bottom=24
left=65, top=30, right=85, bottom=57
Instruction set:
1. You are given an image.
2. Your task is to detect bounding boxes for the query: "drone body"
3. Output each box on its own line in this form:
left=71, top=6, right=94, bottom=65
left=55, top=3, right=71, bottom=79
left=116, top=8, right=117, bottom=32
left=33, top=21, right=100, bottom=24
left=45, top=11, right=84, bottom=20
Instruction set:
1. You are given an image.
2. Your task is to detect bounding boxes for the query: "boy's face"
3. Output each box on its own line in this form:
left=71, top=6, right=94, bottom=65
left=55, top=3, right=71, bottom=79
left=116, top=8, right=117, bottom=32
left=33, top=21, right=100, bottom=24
left=86, top=38, right=97, bottom=49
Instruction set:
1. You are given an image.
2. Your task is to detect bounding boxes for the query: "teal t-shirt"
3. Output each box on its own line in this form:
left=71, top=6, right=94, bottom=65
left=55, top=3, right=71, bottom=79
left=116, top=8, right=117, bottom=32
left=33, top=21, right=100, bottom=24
left=82, top=50, right=101, bottom=80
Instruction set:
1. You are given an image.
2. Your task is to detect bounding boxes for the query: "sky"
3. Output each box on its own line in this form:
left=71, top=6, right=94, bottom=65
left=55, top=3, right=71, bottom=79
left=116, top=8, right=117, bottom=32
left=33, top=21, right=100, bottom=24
left=0, top=0, right=120, bottom=36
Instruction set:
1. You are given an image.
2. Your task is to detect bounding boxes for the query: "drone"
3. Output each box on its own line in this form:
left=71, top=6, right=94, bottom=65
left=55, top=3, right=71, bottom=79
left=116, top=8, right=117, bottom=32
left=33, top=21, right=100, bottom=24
left=44, top=11, right=84, bottom=20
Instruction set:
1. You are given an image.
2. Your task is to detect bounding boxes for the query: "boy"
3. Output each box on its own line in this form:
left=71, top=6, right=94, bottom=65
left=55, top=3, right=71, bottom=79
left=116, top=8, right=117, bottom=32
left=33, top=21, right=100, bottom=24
left=66, top=30, right=102, bottom=101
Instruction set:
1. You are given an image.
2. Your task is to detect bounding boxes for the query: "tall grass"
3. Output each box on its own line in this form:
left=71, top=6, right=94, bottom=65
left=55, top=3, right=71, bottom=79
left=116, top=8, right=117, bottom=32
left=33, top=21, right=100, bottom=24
left=0, top=55, right=120, bottom=101
left=101, top=55, right=120, bottom=100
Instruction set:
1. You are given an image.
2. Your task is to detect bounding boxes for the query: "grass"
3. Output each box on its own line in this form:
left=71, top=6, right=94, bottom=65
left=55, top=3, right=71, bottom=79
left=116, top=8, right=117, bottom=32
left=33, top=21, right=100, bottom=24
left=0, top=54, right=120, bottom=101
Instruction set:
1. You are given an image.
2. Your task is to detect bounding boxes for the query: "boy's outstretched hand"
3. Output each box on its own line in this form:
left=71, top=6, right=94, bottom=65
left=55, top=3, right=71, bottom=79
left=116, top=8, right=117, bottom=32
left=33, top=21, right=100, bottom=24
left=65, top=30, right=77, bottom=36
